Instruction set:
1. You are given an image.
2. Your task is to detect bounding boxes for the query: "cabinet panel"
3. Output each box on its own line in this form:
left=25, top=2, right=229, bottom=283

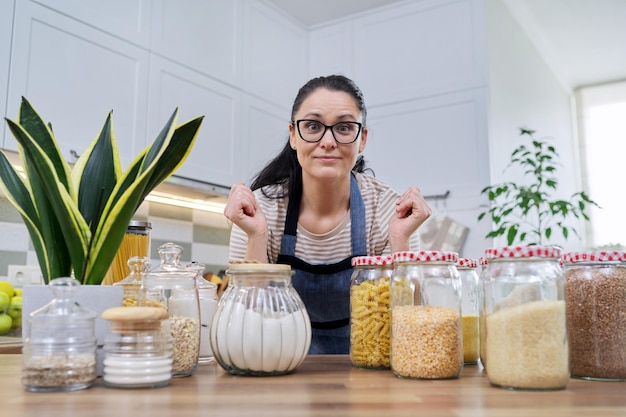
left=7, top=1, right=150, bottom=169
left=147, top=56, right=240, bottom=187
left=241, top=0, right=308, bottom=107
left=31, top=0, right=151, bottom=48
left=309, top=24, right=353, bottom=77
left=0, top=0, right=15, bottom=146
left=151, top=0, right=239, bottom=84
left=353, top=0, right=484, bottom=105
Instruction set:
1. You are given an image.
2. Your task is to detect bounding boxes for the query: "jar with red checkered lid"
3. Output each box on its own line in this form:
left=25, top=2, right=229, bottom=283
left=482, top=245, right=568, bottom=390
left=390, top=251, right=462, bottom=380
left=349, top=255, right=394, bottom=369
left=456, top=258, right=480, bottom=365
left=562, top=250, right=626, bottom=381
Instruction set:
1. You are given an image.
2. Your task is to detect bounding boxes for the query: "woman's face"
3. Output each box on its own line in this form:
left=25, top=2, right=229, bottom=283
left=289, top=88, right=368, bottom=183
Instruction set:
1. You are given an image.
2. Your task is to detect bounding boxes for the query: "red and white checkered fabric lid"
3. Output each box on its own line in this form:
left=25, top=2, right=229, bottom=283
left=456, top=258, right=478, bottom=268
left=351, top=255, right=394, bottom=266
left=479, top=256, right=488, bottom=266
left=393, top=251, right=458, bottom=263
left=561, top=250, right=626, bottom=264
left=484, top=245, right=562, bottom=259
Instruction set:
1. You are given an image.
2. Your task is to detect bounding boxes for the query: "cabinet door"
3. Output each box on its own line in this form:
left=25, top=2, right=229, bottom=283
left=0, top=0, right=14, bottom=146
left=6, top=1, right=150, bottom=169
left=146, top=56, right=241, bottom=188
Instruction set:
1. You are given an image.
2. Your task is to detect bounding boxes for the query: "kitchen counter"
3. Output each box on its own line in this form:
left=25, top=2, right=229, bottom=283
left=1, top=354, right=625, bottom=417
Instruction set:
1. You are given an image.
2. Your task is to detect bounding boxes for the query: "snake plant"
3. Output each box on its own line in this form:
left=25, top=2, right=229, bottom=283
left=0, top=97, right=203, bottom=284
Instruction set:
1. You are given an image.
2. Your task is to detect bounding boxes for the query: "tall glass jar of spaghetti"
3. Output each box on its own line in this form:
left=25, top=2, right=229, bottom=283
left=483, top=245, right=568, bottom=390
left=103, top=221, right=152, bottom=285
left=349, top=255, right=393, bottom=369
left=390, top=251, right=462, bottom=379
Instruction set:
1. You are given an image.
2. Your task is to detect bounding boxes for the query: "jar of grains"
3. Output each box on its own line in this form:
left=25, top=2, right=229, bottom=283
left=456, top=258, right=480, bottom=365
left=101, top=306, right=173, bottom=389
left=562, top=250, right=626, bottom=381
left=478, top=256, right=488, bottom=368
left=22, top=277, right=97, bottom=392
left=390, top=251, right=463, bottom=380
left=483, top=245, right=569, bottom=390
left=210, top=263, right=312, bottom=376
left=349, top=255, right=393, bottom=369
left=139, top=243, right=200, bottom=378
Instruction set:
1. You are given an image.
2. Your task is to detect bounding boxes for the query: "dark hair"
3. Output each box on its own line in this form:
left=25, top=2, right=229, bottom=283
left=251, top=75, right=371, bottom=198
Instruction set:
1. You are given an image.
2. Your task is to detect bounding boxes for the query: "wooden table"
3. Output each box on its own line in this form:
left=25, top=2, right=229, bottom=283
left=1, top=354, right=625, bottom=417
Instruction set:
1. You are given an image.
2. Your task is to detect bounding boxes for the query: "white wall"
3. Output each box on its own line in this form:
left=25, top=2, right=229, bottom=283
left=485, top=0, right=585, bottom=251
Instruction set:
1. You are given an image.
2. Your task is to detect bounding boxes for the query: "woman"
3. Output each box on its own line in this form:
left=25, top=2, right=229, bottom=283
left=224, top=75, right=431, bottom=354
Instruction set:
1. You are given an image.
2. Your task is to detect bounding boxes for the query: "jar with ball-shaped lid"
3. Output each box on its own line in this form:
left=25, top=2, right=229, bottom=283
left=185, top=261, right=218, bottom=365
left=114, top=256, right=152, bottom=307
left=22, top=277, right=97, bottom=392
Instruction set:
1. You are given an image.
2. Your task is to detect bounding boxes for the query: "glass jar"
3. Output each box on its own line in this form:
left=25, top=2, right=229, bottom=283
left=478, top=256, right=488, bottom=367
left=390, top=251, right=462, bottom=380
left=562, top=250, right=626, bottom=381
left=104, top=220, right=152, bottom=285
left=22, top=277, right=97, bottom=392
left=139, top=242, right=200, bottom=377
left=349, top=255, right=393, bottom=369
left=210, top=263, right=311, bottom=376
left=457, top=258, right=480, bottom=365
left=114, top=256, right=152, bottom=307
left=101, top=306, right=173, bottom=389
left=185, top=261, right=218, bottom=365
left=483, top=245, right=569, bottom=390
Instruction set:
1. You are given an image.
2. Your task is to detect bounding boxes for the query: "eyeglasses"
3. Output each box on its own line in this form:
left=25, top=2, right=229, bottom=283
left=293, top=119, right=362, bottom=144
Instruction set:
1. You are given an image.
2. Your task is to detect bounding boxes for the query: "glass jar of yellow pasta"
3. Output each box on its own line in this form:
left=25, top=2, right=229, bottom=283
left=103, top=221, right=152, bottom=285
left=349, top=255, right=393, bottom=369
left=390, top=251, right=463, bottom=380
left=456, top=258, right=480, bottom=365
left=114, top=256, right=152, bottom=307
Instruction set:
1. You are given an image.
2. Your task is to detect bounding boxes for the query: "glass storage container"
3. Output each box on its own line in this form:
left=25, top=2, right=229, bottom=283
left=22, top=277, right=97, bottom=392
left=185, top=261, right=218, bottom=364
left=482, top=245, right=569, bottom=390
left=349, top=255, right=393, bottom=369
left=104, top=220, right=152, bottom=285
left=114, top=256, right=152, bottom=307
left=562, top=250, right=626, bottom=381
left=139, top=242, right=200, bottom=377
left=210, top=263, right=311, bottom=376
left=457, top=258, right=480, bottom=365
left=101, top=306, right=173, bottom=388
left=390, top=251, right=462, bottom=380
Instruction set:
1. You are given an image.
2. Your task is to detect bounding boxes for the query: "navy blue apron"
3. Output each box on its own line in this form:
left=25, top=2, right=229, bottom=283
left=277, top=174, right=367, bottom=354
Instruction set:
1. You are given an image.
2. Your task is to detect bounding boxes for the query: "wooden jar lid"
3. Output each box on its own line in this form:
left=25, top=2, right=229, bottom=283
left=102, top=306, right=168, bottom=331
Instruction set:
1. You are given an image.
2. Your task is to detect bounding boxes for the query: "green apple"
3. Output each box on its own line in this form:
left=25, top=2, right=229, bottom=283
left=0, top=281, right=14, bottom=298
left=14, top=288, right=22, bottom=297
left=0, top=292, right=9, bottom=312
left=0, top=314, right=12, bottom=334
left=8, top=296, right=21, bottom=320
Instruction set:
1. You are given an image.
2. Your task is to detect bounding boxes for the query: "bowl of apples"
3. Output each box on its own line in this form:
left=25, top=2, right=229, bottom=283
left=0, top=281, right=22, bottom=337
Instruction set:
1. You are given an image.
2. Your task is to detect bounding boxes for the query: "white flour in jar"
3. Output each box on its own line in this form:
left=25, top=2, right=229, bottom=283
left=215, top=301, right=308, bottom=373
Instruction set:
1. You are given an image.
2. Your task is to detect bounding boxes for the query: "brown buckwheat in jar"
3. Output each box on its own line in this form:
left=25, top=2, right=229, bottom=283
left=390, top=251, right=463, bottom=380
left=349, top=255, right=393, bottom=369
left=562, top=250, right=626, bottom=381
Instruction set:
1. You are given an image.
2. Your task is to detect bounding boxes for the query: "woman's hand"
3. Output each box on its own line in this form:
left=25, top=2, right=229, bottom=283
left=224, top=182, right=268, bottom=262
left=388, top=186, right=432, bottom=252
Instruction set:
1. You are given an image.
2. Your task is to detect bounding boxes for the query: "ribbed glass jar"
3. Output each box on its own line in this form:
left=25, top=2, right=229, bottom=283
left=562, top=250, right=626, bottom=381
left=210, top=263, right=311, bottom=376
left=349, top=255, right=393, bottom=369
left=390, top=251, right=462, bottom=380
left=483, top=245, right=569, bottom=390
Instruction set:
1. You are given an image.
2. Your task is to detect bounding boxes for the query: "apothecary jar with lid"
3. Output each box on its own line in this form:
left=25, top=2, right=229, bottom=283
left=210, top=263, right=311, bottom=376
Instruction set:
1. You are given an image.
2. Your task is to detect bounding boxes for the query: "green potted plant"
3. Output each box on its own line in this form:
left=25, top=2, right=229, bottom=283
left=0, top=97, right=204, bottom=285
left=478, top=128, right=599, bottom=246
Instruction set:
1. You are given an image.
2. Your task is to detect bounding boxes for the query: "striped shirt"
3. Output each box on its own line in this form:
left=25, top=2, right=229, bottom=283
left=228, top=173, right=420, bottom=264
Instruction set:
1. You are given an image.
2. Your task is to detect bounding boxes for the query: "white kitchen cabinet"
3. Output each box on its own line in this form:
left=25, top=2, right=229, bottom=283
left=6, top=0, right=150, bottom=170
left=0, top=0, right=16, bottom=147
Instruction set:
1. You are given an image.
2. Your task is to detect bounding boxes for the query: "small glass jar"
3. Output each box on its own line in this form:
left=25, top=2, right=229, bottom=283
left=349, top=255, right=393, bottom=369
left=478, top=256, right=488, bottom=367
left=22, top=277, right=97, bottom=392
left=390, top=251, right=462, bottom=380
left=483, top=245, right=569, bottom=390
left=457, top=258, right=480, bottom=365
left=185, top=261, right=218, bottom=365
left=114, top=256, right=152, bottom=307
left=562, top=250, right=626, bottom=381
left=104, top=221, right=152, bottom=285
left=139, top=243, right=200, bottom=377
left=101, top=306, right=173, bottom=389
left=210, top=263, right=311, bottom=376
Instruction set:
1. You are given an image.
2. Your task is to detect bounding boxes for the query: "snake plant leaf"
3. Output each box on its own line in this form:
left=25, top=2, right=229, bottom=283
left=5, top=118, right=89, bottom=279
left=72, top=112, right=121, bottom=230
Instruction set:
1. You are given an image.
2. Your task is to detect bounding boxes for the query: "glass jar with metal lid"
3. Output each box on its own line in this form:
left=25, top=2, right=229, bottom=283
left=103, top=220, right=152, bottom=285
left=456, top=257, right=480, bottom=365
left=349, top=255, right=393, bottom=369
left=390, top=251, right=462, bottom=380
left=562, top=250, right=626, bottom=381
left=482, top=245, right=569, bottom=390
left=210, top=263, right=311, bottom=376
